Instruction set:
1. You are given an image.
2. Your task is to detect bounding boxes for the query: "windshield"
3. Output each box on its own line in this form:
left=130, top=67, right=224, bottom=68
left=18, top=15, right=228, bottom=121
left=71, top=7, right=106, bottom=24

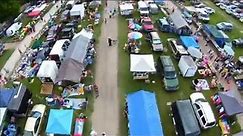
left=30, top=111, right=41, bottom=118
left=24, top=131, right=33, bottom=136
left=165, top=71, right=176, bottom=78
left=140, top=7, right=148, bottom=11
left=153, top=39, right=161, bottom=44
left=144, top=21, right=152, bottom=25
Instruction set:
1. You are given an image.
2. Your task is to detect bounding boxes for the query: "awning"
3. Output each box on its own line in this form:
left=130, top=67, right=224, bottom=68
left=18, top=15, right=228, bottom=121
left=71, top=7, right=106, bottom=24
left=130, top=54, right=156, bottom=72
left=218, top=92, right=243, bottom=116
left=37, top=60, right=58, bottom=82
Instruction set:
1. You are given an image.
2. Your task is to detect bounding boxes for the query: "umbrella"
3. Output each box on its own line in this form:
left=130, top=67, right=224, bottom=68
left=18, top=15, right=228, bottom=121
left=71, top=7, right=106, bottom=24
left=187, top=47, right=202, bottom=59
left=224, top=45, right=235, bottom=56
left=128, top=32, right=143, bottom=40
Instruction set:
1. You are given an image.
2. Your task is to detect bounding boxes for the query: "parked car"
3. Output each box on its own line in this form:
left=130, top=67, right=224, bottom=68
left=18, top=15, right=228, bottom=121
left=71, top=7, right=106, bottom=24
left=141, top=17, right=154, bottom=32
left=232, top=38, right=243, bottom=46
left=182, top=11, right=193, bottom=24
left=216, top=22, right=233, bottom=31
left=195, top=3, right=205, bottom=8
left=158, top=56, right=179, bottom=91
left=157, top=17, right=171, bottom=32
left=23, top=104, right=46, bottom=136
left=204, top=7, right=215, bottom=14
left=46, top=25, right=61, bottom=41
left=0, top=43, right=5, bottom=56
left=146, top=31, right=163, bottom=51
left=190, top=92, right=216, bottom=129
left=197, top=11, right=210, bottom=22
left=167, top=38, right=188, bottom=59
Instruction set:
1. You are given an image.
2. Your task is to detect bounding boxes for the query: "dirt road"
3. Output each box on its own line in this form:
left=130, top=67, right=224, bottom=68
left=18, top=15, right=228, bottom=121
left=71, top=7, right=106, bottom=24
left=91, top=1, right=119, bottom=135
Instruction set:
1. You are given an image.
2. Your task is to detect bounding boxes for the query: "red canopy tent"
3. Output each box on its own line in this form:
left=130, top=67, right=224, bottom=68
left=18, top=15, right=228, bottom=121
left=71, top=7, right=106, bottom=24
left=28, top=10, right=41, bottom=17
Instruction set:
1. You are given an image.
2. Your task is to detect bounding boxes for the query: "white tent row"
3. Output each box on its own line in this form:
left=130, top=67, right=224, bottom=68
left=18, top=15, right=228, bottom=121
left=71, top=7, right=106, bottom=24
left=73, top=28, right=93, bottom=40
left=70, top=4, right=85, bottom=19
left=49, top=39, right=70, bottom=58
left=119, top=3, right=134, bottom=16
left=130, top=54, right=156, bottom=72
left=37, top=60, right=58, bottom=82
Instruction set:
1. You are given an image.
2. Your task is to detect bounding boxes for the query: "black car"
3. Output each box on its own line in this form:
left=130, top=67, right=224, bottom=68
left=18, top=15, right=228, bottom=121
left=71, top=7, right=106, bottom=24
left=232, top=38, right=243, bottom=47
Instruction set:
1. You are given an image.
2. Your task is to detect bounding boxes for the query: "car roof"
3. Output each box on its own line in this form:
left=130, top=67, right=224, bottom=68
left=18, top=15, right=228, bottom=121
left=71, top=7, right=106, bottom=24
left=196, top=101, right=216, bottom=122
left=24, top=117, right=38, bottom=131
left=190, top=92, right=205, bottom=103
left=150, top=31, right=160, bottom=39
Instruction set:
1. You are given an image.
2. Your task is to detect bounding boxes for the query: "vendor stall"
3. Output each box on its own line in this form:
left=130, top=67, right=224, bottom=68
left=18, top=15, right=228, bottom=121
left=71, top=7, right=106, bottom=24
left=130, top=54, right=156, bottom=80
left=49, top=39, right=70, bottom=63
left=70, top=4, right=85, bottom=19
left=178, top=55, right=197, bottom=77
left=37, top=60, right=58, bottom=95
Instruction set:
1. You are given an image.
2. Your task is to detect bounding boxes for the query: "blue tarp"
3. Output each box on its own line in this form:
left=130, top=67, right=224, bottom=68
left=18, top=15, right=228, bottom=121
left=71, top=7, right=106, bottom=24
left=0, top=88, right=16, bottom=107
left=180, top=36, right=200, bottom=49
left=46, top=109, right=74, bottom=135
left=203, top=24, right=229, bottom=47
left=127, top=90, right=164, bottom=136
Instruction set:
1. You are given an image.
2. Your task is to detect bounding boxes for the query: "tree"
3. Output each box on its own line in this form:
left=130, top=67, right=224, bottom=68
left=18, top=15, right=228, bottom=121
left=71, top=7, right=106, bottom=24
left=0, top=0, right=20, bottom=23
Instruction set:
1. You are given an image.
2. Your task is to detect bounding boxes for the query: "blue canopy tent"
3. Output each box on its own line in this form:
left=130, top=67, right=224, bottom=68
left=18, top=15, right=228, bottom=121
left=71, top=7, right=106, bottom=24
left=46, top=109, right=74, bottom=135
left=0, top=88, right=16, bottom=107
left=180, top=36, right=200, bottom=49
left=203, top=24, right=229, bottom=48
left=127, top=90, right=164, bottom=136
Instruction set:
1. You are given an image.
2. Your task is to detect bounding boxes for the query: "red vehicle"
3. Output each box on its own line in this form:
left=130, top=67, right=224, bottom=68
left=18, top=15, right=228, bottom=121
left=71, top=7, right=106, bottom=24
left=141, top=17, right=154, bottom=32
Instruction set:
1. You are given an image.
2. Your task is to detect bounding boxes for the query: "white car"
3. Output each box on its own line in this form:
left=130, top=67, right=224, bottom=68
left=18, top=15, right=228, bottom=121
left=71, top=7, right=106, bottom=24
left=219, top=3, right=227, bottom=9
left=216, top=22, right=233, bottom=31
left=190, top=92, right=216, bottom=129
left=195, top=3, right=205, bottom=8
left=23, top=104, right=46, bottom=136
left=240, top=17, right=243, bottom=22
left=204, top=7, right=215, bottom=14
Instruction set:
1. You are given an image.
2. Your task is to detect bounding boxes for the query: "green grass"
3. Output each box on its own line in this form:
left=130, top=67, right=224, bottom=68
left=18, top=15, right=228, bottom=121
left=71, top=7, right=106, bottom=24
left=0, top=49, right=14, bottom=69
left=203, top=0, right=243, bottom=58
left=118, top=11, right=241, bottom=135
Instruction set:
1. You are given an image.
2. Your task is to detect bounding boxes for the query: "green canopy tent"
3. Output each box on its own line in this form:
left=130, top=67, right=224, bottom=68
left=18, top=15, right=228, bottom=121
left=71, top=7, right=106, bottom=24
left=32, top=39, right=43, bottom=49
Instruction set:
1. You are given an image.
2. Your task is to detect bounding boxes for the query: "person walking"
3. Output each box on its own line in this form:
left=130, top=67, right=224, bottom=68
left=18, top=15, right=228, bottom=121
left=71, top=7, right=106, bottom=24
left=104, top=18, right=107, bottom=24
left=108, top=37, right=112, bottom=46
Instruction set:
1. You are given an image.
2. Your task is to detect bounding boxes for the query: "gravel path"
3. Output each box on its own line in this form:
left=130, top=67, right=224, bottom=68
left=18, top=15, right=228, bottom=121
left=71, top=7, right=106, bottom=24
left=91, top=1, right=119, bottom=135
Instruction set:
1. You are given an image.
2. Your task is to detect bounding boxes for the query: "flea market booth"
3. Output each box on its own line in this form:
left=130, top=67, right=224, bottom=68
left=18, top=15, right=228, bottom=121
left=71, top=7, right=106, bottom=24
left=127, top=90, right=164, bottom=136
left=46, top=109, right=74, bottom=135
left=37, top=60, right=58, bottom=95
left=130, top=54, right=156, bottom=80
left=169, top=10, right=192, bottom=35
left=119, top=3, right=134, bottom=16
left=70, top=4, right=85, bottom=19
left=49, top=39, right=70, bottom=65
left=203, top=24, right=229, bottom=48
left=178, top=55, right=198, bottom=77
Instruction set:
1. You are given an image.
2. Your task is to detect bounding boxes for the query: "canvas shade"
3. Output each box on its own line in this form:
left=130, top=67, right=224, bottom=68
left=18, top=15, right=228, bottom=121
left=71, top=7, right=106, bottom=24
left=187, top=47, right=202, bottom=59
left=28, top=11, right=41, bottom=17
left=127, top=90, right=164, bottom=136
left=218, top=92, right=243, bottom=116
left=130, top=54, right=156, bottom=72
left=46, top=109, right=73, bottom=135
left=37, top=60, right=58, bottom=82
left=56, top=59, right=84, bottom=83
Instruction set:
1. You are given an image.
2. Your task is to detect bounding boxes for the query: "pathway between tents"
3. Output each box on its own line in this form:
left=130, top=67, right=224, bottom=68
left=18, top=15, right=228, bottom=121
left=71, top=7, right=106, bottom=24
left=91, top=1, right=119, bottom=135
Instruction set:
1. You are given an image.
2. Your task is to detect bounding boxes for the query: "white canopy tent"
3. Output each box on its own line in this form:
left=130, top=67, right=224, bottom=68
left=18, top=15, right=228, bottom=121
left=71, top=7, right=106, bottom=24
left=6, top=22, right=22, bottom=37
left=73, top=29, right=93, bottom=40
left=130, top=54, right=156, bottom=72
left=49, top=39, right=70, bottom=58
left=70, top=4, right=85, bottom=19
left=119, top=3, right=134, bottom=15
left=37, top=60, right=58, bottom=82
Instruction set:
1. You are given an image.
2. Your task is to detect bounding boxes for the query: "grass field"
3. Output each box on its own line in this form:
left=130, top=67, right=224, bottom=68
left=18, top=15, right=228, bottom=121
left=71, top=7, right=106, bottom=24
left=118, top=10, right=241, bottom=135
left=0, top=49, right=14, bottom=69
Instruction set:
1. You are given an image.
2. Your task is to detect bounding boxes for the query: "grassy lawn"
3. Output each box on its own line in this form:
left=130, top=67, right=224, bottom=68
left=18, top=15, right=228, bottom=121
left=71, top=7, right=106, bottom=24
left=203, top=1, right=243, bottom=58
left=118, top=11, right=241, bottom=135
left=0, top=49, right=14, bottom=69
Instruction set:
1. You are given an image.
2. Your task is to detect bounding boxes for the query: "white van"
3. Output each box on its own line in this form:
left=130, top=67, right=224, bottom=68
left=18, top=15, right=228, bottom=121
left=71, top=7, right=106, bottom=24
left=147, top=31, right=163, bottom=51
left=138, top=1, right=149, bottom=16
left=149, top=3, right=159, bottom=14
left=190, top=92, right=216, bottom=129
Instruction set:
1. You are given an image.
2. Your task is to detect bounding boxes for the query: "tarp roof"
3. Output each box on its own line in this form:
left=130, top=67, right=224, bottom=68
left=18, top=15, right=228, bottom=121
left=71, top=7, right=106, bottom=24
left=46, top=109, right=74, bottom=135
left=65, top=35, right=90, bottom=64
left=218, top=92, right=243, bottom=116
left=37, top=60, right=58, bottom=82
left=169, top=10, right=190, bottom=29
left=130, top=54, right=156, bottom=72
left=180, top=36, right=200, bottom=49
left=0, top=88, right=16, bottom=107
left=55, top=58, right=84, bottom=83
left=7, top=84, right=32, bottom=113
left=73, top=29, right=93, bottom=40
left=49, top=39, right=69, bottom=57
left=203, top=24, right=229, bottom=39
left=127, top=90, right=164, bottom=136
